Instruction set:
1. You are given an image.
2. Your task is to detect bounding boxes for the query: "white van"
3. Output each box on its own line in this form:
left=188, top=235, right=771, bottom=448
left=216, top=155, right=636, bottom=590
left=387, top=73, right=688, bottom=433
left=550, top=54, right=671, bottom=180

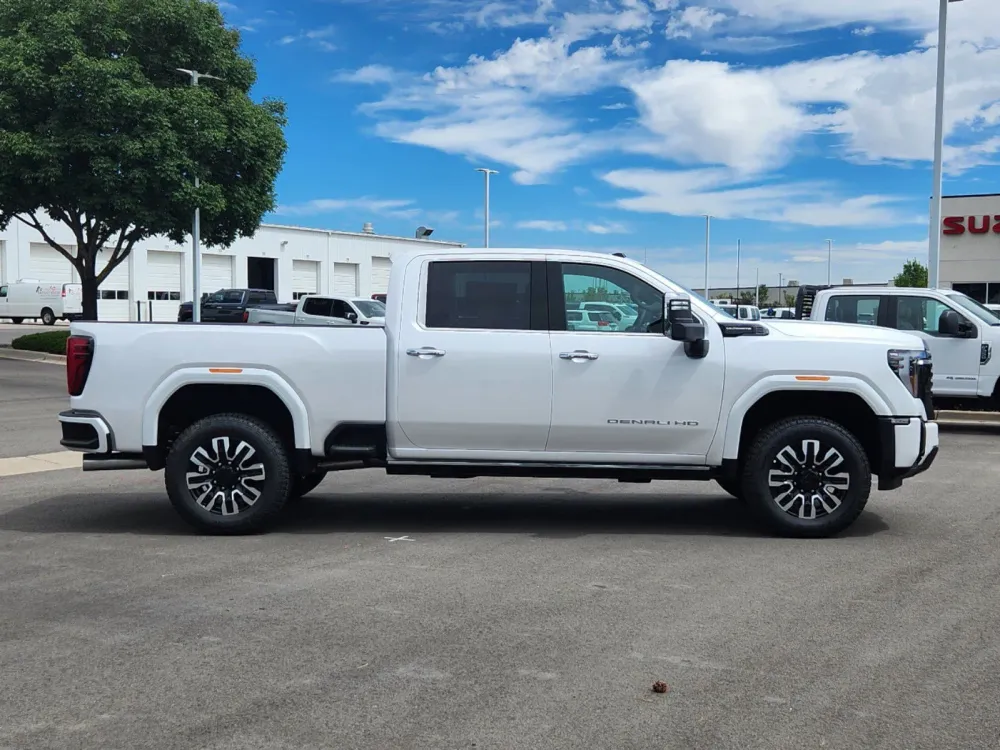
left=0, top=281, right=83, bottom=325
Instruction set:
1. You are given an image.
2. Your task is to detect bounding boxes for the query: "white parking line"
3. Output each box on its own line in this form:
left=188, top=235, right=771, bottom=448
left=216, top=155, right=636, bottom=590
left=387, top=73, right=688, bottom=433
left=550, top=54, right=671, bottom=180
left=0, top=451, right=82, bottom=478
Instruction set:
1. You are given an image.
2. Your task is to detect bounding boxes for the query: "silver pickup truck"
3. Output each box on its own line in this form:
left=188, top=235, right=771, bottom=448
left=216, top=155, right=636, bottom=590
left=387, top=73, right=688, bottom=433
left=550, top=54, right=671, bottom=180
left=247, top=294, right=386, bottom=326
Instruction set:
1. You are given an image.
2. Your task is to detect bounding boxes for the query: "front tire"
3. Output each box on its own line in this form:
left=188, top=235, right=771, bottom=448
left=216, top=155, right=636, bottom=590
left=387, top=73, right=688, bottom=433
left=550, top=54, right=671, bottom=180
left=164, top=413, right=292, bottom=534
left=741, top=417, right=871, bottom=538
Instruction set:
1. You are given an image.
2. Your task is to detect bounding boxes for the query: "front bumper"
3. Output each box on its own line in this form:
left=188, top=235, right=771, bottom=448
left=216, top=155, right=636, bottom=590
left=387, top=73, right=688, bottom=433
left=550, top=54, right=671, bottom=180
left=876, top=416, right=939, bottom=491
left=59, top=409, right=113, bottom=453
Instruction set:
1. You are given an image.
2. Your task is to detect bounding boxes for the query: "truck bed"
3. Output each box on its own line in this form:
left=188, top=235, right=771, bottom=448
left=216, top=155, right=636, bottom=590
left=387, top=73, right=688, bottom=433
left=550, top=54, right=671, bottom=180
left=67, top=322, right=388, bottom=453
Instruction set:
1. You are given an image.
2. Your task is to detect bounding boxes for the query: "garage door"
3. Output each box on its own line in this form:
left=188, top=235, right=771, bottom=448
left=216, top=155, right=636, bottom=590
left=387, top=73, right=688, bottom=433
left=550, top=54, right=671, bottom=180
left=147, top=250, right=182, bottom=322
left=201, top=254, right=233, bottom=293
left=29, top=244, right=77, bottom=284
left=292, top=260, right=320, bottom=300
left=333, top=263, right=358, bottom=296
left=97, top=252, right=131, bottom=321
left=370, top=257, right=391, bottom=295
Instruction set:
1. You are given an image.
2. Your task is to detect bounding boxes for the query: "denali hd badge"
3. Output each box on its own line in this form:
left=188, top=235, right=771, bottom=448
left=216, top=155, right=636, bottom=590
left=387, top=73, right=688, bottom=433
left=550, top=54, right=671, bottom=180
left=607, top=419, right=700, bottom=426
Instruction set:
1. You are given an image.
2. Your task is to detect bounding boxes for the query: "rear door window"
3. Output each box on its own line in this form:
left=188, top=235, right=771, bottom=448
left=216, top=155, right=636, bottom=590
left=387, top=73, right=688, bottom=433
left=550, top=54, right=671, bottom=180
left=825, top=295, right=881, bottom=325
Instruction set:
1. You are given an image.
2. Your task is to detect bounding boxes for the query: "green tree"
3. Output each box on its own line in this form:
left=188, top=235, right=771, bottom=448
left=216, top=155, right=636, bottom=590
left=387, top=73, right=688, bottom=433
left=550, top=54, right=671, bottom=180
left=783, top=293, right=796, bottom=307
left=893, top=259, right=929, bottom=289
left=0, top=0, right=287, bottom=319
left=737, top=291, right=755, bottom=304
left=757, top=284, right=769, bottom=305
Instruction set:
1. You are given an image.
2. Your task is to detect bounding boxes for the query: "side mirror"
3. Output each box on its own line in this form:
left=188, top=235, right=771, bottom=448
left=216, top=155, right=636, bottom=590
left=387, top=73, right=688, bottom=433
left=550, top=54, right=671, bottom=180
left=346, top=311, right=358, bottom=323
left=665, top=297, right=709, bottom=359
left=939, top=309, right=974, bottom=337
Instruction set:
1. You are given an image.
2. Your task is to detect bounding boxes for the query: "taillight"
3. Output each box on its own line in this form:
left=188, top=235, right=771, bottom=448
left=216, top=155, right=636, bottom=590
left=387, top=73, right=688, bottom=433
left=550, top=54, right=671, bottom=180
left=242, top=310, right=249, bottom=322
left=61, top=288, right=66, bottom=298
left=597, top=320, right=609, bottom=327
left=66, top=335, right=94, bottom=396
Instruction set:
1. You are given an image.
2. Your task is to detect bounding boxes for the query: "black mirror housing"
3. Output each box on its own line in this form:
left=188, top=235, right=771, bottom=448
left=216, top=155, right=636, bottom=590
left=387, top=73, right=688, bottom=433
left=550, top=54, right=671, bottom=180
left=665, top=297, right=710, bottom=358
left=939, top=309, right=973, bottom=337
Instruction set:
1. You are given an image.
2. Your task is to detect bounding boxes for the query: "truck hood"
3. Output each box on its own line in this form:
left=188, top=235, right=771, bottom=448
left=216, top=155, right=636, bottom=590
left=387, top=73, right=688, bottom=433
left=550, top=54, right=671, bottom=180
left=765, top=320, right=926, bottom=349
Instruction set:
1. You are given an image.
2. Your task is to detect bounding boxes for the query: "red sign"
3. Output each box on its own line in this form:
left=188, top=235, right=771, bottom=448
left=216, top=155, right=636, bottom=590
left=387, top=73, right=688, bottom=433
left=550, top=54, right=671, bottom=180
left=943, top=215, right=1000, bottom=235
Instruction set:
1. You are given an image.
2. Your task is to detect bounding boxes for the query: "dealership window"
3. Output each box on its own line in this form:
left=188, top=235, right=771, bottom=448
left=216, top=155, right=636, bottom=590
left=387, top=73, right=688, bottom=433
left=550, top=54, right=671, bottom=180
left=147, top=291, right=180, bottom=301
left=950, top=283, right=1000, bottom=304
left=99, top=290, right=129, bottom=300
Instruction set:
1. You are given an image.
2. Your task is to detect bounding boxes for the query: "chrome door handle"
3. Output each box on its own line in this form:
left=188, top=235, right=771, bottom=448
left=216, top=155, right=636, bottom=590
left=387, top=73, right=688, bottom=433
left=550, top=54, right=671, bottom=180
left=406, top=347, right=446, bottom=357
left=560, top=350, right=599, bottom=361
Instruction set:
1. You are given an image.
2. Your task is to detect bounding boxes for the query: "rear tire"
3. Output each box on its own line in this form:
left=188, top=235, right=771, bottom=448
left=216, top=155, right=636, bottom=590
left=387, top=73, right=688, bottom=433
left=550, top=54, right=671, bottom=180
left=40, top=308, right=55, bottom=326
left=164, top=413, right=292, bottom=535
left=741, top=416, right=871, bottom=538
left=9, top=318, right=22, bottom=324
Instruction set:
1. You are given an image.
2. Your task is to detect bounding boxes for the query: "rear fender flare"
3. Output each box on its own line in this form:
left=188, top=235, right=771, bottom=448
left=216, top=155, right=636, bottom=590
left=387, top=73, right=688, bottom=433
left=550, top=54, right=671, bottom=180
left=141, top=367, right=311, bottom=449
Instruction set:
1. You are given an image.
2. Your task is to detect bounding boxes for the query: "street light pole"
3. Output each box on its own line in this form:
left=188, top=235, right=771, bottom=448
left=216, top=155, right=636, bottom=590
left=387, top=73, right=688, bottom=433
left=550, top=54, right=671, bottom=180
left=475, top=168, right=498, bottom=248
left=826, top=239, right=833, bottom=285
left=703, top=215, right=712, bottom=299
left=736, top=238, right=741, bottom=304
left=176, top=68, right=223, bottom=323
left=928, top=0, right=963, bottom=289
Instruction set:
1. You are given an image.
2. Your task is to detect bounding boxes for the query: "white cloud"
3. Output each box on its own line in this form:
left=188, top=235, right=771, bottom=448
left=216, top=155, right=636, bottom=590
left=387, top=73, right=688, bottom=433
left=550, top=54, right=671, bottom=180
left=665, top=7, right=727, bottom=39
left=626, top=60, right=807, bottom=173
left=517, top=219, right=568, bottom=231
left=278, top=25, right=337, bottom=48
left=215, top=1, right=238, bottom=10
left=852, top=25, right=876, bottom=37
left=600, top=167, right=921, bottom=228
left=335, top=64, right=398, bottom=85
left=586, top=221, right=630, bottom=235
left=274, top=197, right=421, bottom=220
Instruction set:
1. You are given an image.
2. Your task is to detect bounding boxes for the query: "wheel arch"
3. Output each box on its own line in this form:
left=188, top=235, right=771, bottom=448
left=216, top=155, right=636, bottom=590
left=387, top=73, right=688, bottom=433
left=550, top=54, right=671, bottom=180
left=142, top=368, right=310, bottom=460
left=717, top=379, right=889, bottom=473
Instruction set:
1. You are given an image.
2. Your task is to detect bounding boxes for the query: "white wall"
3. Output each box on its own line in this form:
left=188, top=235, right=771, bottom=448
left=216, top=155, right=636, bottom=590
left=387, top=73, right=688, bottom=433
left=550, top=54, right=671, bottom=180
left=0, top=216, right=463, bottom=320
left=939, top=194, right=1000, bottom=289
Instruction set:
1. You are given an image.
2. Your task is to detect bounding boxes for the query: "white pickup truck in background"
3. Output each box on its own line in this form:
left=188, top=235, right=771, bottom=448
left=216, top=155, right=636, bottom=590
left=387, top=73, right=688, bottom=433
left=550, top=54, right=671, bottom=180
left=58, top=248, right=938, bottom=539
left=246, top=295, right=386, bottom=326
left=796, top=284, right=1000, bottom=408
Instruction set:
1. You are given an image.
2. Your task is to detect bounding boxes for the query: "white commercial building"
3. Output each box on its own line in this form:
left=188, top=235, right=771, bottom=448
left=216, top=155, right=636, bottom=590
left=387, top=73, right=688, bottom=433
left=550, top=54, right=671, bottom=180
left=0, top=219, right=464, bottom=322
left=939, top=193, right=1000, bottom=304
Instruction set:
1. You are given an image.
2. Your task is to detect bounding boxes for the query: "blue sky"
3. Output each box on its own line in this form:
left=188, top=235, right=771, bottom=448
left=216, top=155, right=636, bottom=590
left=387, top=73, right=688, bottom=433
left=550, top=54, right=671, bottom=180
left=215, top=0, right=1000, bottom=290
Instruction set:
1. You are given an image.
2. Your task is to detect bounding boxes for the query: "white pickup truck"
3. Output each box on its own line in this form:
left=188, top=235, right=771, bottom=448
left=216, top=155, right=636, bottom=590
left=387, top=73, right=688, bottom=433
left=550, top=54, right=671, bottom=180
left=247, top=295, right=386, bottom=326
left=58, top=248, right=938, bottom=538
left=796, top=284, right=1000, bottom=407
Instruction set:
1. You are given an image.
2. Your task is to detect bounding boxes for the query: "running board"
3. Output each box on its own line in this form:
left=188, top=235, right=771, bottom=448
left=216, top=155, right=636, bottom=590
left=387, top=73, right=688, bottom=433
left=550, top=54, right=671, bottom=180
left=82, top=453, right=148, bottom=471
left=385, top=461, right=715, bottom=481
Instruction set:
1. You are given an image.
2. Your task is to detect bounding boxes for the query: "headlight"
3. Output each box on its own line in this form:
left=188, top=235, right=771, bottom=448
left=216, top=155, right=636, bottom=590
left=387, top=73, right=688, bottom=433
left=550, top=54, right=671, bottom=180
left=887, top=349, right=931, bottom=398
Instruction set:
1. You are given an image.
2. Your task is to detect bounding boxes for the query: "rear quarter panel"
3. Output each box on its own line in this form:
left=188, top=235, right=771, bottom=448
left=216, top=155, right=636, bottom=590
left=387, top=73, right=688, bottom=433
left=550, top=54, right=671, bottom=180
left=68, top=322, right=387, bottom=454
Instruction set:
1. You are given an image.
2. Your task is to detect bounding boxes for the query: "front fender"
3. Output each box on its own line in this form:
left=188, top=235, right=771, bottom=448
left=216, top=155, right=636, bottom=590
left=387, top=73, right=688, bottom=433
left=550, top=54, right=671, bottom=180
left=141, top=367, right=311, bottom=449
left=710, top=374, right=893, bottom=462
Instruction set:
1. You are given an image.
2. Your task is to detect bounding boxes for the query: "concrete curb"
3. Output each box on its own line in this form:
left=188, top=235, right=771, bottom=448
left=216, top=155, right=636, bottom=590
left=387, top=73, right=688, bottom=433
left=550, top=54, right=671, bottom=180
left=0, top=348, right=66, bottom=365
left=936, top=410, right=1000, bottom=430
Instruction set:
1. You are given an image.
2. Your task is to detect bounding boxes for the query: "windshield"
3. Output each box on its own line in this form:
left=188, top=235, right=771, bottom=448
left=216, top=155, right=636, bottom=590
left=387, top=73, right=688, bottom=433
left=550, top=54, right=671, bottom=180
left=353, top=300, right=385, bottom=318
left=207, top=290, right=242, bottom=303
left=945, top=291, right=1000, bottom=325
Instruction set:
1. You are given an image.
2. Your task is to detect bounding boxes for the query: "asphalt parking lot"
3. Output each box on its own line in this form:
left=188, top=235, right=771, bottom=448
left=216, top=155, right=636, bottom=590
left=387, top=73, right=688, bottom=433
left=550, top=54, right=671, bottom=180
left=1, top=357, right=999, bottom=750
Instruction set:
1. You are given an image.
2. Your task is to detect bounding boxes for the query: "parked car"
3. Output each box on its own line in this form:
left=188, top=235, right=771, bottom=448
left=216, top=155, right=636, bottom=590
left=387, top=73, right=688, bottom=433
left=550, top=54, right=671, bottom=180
left=566, top=309, right=619, bottom=331
left=0, top=280, right=82, bottom=325
left=797, top=284, right=1000, bottom=408
left=248, top=295, right=386, bottom=326
left=371, top=293, right=387, bottom=304
left=58, top=246, right=938, bottom=539
left=177, top=288, right=277, bottom=323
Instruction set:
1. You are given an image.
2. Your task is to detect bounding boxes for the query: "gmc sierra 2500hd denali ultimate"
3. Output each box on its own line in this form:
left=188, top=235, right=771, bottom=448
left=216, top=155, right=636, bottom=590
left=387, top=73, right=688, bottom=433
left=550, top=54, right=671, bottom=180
left=58, top=248, right=939, bottom=538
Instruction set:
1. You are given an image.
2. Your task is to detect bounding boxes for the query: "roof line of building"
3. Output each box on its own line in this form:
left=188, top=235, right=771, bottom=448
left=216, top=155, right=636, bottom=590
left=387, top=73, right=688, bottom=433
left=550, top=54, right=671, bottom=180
left=942, top=193, right=1000, bottom=200
left=259, top=222, right=466, bottom=246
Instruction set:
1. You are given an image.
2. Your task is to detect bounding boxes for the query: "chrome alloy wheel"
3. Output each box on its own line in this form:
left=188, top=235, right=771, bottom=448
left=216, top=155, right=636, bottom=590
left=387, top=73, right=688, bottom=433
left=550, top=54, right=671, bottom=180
left=185, top=436, right=267, bottom=516
left=767, top=439, right=851, bottom=520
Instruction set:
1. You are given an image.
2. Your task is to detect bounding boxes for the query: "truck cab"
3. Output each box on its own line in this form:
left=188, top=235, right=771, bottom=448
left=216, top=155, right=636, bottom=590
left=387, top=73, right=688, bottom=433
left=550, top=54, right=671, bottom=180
left=797, top=284, right=1000, bottom=404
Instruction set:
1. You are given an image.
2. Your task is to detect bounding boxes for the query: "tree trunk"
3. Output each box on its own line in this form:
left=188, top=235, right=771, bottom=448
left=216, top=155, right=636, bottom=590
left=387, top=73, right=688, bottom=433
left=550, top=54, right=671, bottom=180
left=81, top=274, right=99, bottom=321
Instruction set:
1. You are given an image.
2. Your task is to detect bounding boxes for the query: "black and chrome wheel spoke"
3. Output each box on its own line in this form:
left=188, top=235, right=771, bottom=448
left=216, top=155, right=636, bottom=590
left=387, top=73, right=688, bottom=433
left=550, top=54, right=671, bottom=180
left=184, top=435, right=268, bottom=516
left=767, top=439, right=850, bottom=520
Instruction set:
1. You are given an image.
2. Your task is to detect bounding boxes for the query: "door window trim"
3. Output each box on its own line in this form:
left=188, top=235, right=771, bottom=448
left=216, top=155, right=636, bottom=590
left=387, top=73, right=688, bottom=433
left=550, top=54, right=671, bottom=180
left=886, top=295, right=978, bottom=338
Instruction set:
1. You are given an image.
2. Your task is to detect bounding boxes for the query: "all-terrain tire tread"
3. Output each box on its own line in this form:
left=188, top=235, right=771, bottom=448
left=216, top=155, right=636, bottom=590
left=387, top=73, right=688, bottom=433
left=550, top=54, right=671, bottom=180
left=165, top=412, right=291, bottom=535
left=740, top=416, right=871, bottom=538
